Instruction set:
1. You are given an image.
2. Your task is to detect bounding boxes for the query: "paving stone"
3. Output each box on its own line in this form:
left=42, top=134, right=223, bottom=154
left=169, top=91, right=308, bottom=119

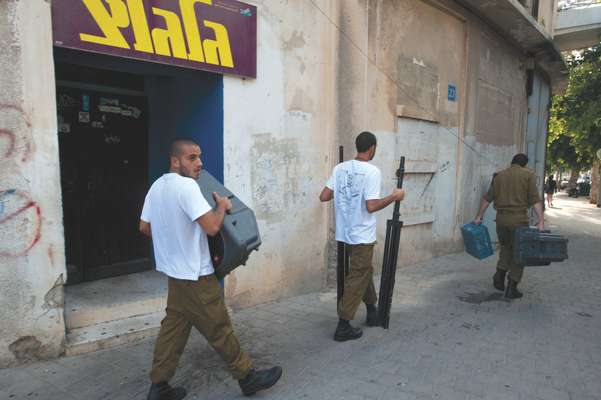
left=1, top=195, right=599, bottom=399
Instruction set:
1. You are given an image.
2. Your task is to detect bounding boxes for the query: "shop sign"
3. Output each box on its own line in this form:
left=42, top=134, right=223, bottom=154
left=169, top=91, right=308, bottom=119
left=52, top=0, right=257, bottom=78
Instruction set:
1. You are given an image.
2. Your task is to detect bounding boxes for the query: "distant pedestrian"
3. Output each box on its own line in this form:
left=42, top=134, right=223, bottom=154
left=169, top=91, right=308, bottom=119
left=140, top=138, right=282, bottom=400
left=319, top=132, right=405, bottom=341
left=545, top=175, right=557, bottom=207
left=474, top=153, right=545, bottom=299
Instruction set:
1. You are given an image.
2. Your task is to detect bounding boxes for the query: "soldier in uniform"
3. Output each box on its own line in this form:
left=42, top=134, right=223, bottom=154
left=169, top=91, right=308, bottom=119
left=474, top=153, right=545, bottom=299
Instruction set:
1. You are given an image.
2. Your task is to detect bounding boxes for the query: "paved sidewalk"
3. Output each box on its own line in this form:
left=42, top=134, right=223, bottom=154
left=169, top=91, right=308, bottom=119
left=1, top=194, right=600, bottom=400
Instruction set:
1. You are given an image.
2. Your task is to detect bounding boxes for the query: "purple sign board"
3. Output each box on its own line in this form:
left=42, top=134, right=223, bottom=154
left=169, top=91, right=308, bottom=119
left=51, top=0, right=257, bottom=78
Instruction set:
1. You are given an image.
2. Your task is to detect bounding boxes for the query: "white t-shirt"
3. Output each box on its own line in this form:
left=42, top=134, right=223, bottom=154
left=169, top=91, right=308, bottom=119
left=140, top=173, right=214, bottom=280
left=326, top=160, right=381, bottom=245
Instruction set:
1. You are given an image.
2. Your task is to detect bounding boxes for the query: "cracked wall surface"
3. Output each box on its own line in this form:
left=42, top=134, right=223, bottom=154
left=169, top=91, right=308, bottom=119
left=0, top=0, right=65, bottom=367
left=222, top=0, right=537, bottom=300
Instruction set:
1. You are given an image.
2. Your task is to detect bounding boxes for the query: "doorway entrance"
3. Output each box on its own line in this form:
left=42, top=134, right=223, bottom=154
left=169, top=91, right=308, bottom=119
left=54, top=49, right=224, bottom=285
left=57, top=75, right=151, bottom=284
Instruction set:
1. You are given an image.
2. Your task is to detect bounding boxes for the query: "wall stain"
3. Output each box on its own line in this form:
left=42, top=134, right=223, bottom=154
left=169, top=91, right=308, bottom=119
left=250, top=133, right=300, bottom=224
left=43, top=274, right=64, bottom=310
left=8, top=336, right=42, bottom=362
left=282, top=30, right=305, bottom=51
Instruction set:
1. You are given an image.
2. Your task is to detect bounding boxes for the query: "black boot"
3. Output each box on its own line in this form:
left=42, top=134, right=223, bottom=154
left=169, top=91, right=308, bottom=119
left=505, top=277, right=523, bottom=299
left=238, top=366, right=283, bottom=396
left=334, top=319, right=363, bottom=342
left=365, top=304, right=379, bottom=327
left=147, top=382, right=187, bottom=400
left=493, top=269, right=507, bottom=291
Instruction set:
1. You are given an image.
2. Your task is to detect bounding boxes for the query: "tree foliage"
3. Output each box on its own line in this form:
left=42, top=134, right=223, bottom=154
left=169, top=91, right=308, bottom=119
left=547, top=42, right=601, bottom=172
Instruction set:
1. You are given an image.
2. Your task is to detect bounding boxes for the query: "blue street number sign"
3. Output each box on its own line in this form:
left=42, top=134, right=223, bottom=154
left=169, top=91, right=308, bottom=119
left=448, top=84, right=456, bottom=102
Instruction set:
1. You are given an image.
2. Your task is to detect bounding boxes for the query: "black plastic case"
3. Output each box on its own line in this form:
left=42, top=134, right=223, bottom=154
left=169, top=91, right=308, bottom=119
left=196, top=171, right=261, bottom=278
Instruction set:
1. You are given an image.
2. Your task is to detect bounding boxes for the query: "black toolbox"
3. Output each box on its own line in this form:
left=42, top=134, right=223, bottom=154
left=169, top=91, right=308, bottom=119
left=196, top=171, right=261, bottom=278
left=514, top=226, right=568, bottom=266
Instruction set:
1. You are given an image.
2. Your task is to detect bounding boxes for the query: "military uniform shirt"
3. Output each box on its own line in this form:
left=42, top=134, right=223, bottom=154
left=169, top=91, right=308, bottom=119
left=485, top=164, right=541, bottom=212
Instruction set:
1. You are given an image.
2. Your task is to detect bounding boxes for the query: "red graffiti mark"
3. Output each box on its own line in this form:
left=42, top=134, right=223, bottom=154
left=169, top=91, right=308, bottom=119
left=0, top=129, right=16, bottom=158
left=0, top=104, right=32, bottom=163
left=0, top=190, right=42, bottom=257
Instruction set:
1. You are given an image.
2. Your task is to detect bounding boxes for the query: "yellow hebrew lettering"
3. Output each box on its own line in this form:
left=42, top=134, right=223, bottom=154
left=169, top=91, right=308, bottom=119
left=80, top=0, right=130, bottom=49
left=151, top=7, right=188, bottom=59
left=180, top=0, right=212, bottom=62
left=202, top=21, right=234, bottom=67
left=127, top=0, right=154, bottom=53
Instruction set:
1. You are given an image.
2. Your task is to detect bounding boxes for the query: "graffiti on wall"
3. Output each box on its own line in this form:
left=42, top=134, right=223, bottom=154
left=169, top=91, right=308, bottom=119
left=0, top=104, right=41, bottom=257
left=0, top=104, right=33, bottom=163
left=0, top=190, right=41, bottom=257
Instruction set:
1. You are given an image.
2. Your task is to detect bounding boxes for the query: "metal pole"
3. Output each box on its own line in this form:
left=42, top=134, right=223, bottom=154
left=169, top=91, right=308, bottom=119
left=336, top=146, right=347, bottom=306
left=377, top=156, right=405, bottom=329
left=597, top=163, right=601, bottom=208
left=597, top=150, right=601, bottom=208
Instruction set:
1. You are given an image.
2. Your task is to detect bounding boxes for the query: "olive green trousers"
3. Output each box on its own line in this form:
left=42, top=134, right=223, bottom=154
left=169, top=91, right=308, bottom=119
left=496, top=213, right=529, bottom=283
left=338, top=243, right=378, bottom=321
left=150, top=275, right=252, bottom=383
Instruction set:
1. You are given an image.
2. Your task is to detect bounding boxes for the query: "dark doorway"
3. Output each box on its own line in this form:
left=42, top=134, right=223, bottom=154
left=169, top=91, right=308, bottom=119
left=54, top=51, right=225, bottom=285
left=57, top=76, right=151, bottom=284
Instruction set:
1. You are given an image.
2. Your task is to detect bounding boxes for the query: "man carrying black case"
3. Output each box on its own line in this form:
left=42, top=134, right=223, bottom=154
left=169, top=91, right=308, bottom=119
left=139, top=138, right=282, bottom=400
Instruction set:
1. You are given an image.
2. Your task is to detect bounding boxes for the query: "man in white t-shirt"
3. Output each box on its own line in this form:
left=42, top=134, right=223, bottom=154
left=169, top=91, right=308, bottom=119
left=320, top=132, right=405, bottom=342
left=140, top=139, right=282, bottom=400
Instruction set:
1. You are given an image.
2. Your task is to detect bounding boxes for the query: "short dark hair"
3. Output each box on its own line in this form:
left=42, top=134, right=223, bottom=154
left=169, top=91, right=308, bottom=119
left=511, top=153, right=528, bottom=167
left=355, top=131, right=377, bottom=153
left=170, top=138, right=199, bottom=157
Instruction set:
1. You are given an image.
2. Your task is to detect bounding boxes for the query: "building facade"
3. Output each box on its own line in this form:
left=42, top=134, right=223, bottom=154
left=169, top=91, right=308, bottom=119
left=0, top=0, right=564, bottom=366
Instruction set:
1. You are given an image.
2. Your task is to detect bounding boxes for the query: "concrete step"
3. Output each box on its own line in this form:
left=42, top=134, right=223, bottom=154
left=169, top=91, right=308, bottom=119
left=65, top=270, right=167, bottom=330
left=65, top=311, right=163, bottom=357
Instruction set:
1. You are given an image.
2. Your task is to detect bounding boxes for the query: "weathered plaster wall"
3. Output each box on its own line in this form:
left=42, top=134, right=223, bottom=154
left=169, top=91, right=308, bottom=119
left=458, top=11, right=528, bottom=241
left=223, top=0, right=336, bottom=307
left=223, top=0, right=532, bottom=305
left=0, top=0, right=66, bottom=367
left=360, top=0, right=469, bottom=265
left=335, top=0, right=528, bottom=272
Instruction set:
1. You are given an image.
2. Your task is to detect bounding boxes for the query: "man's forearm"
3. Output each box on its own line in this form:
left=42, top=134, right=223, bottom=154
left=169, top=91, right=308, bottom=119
left=212, top=204, right=227, bottom=230
left=476, top=198, right=490, bottom=219
left=366, top=195, right=395, bottom=213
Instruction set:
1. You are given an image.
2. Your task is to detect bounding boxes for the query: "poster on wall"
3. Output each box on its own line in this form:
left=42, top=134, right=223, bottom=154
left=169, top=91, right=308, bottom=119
left=51, top=0, right=257, bottom=78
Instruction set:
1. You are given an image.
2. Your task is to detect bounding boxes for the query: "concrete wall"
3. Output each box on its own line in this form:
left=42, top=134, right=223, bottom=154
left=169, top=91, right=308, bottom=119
left=221, top=0, right=531, bottom=306
left=223, top=0, right=336, bottom=307
left=537, top=0, right=558, bottom=33
left=519, top=0, right=557, bottom=33
left=335, top=0, right=527, bottom=267
left=0, top=0, right=66, bottom=366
